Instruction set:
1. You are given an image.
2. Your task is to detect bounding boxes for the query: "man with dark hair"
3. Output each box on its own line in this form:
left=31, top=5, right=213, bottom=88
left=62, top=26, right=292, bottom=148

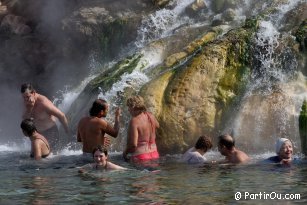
left=21, top=83, right=69, bottom=152
left=77, top=99, right=121, bottom=154
left=218, top=134, right=250, bottom=164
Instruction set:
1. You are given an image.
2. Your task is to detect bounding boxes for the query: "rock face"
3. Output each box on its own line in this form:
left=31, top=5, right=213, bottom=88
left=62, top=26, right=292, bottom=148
left=0, top=0, right=156, bottom=95
left=140, top=27, right=253, bottom=154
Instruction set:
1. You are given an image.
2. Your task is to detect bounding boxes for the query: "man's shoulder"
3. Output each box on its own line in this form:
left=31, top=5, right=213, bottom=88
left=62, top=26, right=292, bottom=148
left=37, top=94, right=53, bottom=105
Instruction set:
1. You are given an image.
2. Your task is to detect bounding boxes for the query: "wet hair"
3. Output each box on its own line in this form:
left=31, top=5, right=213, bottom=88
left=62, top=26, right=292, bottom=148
left=89, top=99, right=108, bottom=116
left=21, top=83, right=35, bottom=94
left=195, top=135, right=213, bottom=152
left=218, top=134, right=235, bottom=150
left=126, top=95, right=146, bottom=115
left=20, top=118, right=37, bottom=136
left=92, top=145, right=108, bottom=157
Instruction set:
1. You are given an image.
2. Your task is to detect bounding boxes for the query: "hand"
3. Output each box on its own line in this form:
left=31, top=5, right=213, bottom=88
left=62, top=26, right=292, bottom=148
left=115, top=107, right=121, bottom=118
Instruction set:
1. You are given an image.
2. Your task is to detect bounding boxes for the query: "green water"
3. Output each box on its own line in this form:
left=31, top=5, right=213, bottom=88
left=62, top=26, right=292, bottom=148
left=0, top=151, right=306, bottom=204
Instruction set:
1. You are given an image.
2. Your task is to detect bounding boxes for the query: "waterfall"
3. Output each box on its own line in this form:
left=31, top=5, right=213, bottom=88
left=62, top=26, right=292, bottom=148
left=1, top=0, right=305, bottom=154
left=230, top=0, right=306, bottom=153
left=135, top=0, right=195, bottom=47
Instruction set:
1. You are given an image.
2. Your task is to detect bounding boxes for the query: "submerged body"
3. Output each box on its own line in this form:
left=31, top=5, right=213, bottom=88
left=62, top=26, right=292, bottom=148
left=218, top=134, right=250, bottom=164
left=182, top=147, right=207, bottom=164
left=21, top=118, right=51, bottom=160
left=266, top=138, right=294, bottom=165
left=79, top=146, right=127, bottom=173
left=182, top=136, right=212, bottom=164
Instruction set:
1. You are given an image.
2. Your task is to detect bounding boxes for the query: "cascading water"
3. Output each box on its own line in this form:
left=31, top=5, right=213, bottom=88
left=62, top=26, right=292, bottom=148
left=230, top=0, right=306, bottom=153
left=135, top=0, right=196, bottom=47
left=1, top=0, right=305, bottom=156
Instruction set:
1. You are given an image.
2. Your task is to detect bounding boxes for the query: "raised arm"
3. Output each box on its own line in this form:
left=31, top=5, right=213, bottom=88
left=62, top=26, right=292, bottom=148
left=103, top=107, right=121, bottom=138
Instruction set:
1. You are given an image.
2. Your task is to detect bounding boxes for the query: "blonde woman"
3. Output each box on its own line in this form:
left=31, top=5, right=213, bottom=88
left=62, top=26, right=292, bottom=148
left=123, top=96, right=160, bottom=162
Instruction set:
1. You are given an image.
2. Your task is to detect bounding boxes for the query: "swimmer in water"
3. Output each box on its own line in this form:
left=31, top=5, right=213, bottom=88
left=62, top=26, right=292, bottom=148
left=20, top=118, right=51, bottom=160
left=79, top=146, right=127, bottom=173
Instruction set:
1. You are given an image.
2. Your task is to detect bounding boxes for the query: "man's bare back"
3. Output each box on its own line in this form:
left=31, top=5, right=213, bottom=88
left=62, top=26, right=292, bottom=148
left=77, top=117, right=108, bottom=153
left=77, top=99, right=120, bottom=153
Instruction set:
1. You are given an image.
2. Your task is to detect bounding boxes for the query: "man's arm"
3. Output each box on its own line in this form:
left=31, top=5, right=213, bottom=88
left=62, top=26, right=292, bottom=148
left=44, top=99, right=69, bottom=134
left=103, top=107, right=121, bottom=138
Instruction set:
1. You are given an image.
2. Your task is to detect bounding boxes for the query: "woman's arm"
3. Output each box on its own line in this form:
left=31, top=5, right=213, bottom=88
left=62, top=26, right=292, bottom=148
left=32, top=140, right=42, bottom=160
left=123, top=119, right=138, bottom=160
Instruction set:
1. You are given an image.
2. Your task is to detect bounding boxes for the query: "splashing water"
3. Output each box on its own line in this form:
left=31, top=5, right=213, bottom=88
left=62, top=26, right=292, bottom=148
left=56, top=75, right=96, bottom=113
left=229, top=20, right=303, bottom=152
left=98, top=71, right=149, bottom=107
left=136, top=0, right=195, bottom=47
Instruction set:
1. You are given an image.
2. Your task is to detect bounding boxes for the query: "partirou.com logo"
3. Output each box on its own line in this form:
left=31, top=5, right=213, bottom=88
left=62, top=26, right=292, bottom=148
left=234, top=191, right=301, bottom=200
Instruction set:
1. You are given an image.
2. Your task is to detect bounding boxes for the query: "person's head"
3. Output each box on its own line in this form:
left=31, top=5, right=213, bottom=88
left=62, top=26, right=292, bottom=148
left=195, top=135, right=213, bottom=153
left=21, top=83, right=37, bottom=107
left=92, top=146, right=108, bottom=165
left=275, top=138, right=293, bottom=160
left=218, top=134, right=235, bottom=156
left=20, top=118, right=37, bottom=137
left=89, top=99, right=109, bottom=117
left=126, top=95, right=146, bottom=116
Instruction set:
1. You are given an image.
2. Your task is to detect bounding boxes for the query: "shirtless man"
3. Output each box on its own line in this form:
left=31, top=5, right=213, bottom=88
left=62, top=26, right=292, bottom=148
left=21, top=83, right=69, bottom=152
left=77, top=99, right=120, bottom=154
left=217, top=134, right=250, bottom=164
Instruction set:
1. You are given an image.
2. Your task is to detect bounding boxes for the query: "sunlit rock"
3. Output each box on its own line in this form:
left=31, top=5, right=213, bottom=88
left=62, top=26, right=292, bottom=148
left=140, top=27, right=254, bottom=154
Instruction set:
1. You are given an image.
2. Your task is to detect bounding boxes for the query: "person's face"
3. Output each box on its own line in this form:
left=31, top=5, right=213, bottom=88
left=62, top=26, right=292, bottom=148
left=101, top=105, right=109, bottom=117
left=218, top=143, right=227, bottom=156
left=22, top=91, right=36, bottom=107
left=279, top=141, right=293, bottom=160
left=93, top=150, right=107, bottom=165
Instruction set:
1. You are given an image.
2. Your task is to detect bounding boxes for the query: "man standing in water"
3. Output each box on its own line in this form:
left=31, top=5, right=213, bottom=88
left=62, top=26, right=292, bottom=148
left=21, top=83, right=70, bottom=152
left=77, top=99, right=121, bottom=156
left=217, top=134, right=250, bottom=164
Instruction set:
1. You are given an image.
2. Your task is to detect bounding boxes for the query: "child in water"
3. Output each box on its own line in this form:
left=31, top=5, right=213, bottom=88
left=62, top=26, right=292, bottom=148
left=79, top=146, right=127, bottom=173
